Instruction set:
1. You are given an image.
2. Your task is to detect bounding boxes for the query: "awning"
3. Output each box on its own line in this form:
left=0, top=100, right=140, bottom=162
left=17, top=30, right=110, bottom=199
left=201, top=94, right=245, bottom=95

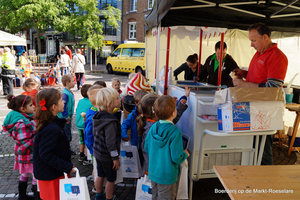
left=145, top=0, right=300, bottom=33
left=0, top=31, right=26, bottom=46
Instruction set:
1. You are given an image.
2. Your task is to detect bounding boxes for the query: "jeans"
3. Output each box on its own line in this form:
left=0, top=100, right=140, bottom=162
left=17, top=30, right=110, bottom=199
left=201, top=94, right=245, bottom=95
left=75, top=73, right=84, bottom=90
left=61, top=67, right=69, bottom=76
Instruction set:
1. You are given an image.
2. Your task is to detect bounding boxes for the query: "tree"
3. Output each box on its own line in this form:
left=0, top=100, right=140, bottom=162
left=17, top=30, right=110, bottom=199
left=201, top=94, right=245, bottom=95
left=0, top=0, right=71, bottom=54
left=69, top=0, right=121, bottom=49
left=0, top=0, right=121, bottom=54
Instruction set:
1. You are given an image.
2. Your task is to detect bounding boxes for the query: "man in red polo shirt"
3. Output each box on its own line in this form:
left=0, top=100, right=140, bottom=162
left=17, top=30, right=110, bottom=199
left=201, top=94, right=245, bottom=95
left=233, top=23, right=288, bottom=165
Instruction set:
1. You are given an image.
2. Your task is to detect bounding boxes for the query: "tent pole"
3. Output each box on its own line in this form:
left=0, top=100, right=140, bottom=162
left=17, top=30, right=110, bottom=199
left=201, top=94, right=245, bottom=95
left=217, top=33, right=224, bottom=89
left=164, top=28, right=171, bottom=95
left=155, top=25, right=161, bottom=95
left=198, top=28, right=203, bottom=76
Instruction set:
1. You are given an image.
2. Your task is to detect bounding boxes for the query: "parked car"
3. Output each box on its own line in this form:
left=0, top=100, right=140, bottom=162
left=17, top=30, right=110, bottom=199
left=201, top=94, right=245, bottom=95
left=106, top=43, right=145, bottom=75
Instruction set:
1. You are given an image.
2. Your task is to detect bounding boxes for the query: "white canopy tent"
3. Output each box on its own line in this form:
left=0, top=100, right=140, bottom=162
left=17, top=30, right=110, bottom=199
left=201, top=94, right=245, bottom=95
left=0, top=30, right=26, bottom=46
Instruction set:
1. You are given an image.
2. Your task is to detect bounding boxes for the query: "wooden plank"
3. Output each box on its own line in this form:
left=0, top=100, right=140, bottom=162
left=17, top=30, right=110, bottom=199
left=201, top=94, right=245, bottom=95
left=214, top=165, right=300, bottom=200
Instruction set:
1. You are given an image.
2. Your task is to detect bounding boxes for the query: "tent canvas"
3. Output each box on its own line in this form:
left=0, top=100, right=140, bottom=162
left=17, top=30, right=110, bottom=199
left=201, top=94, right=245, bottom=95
left=0, top=31, right=26, bottom=46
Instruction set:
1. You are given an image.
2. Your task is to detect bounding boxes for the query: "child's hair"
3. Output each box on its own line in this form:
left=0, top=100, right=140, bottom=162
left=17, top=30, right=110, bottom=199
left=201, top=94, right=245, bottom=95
left=136, top=93, right=158, bottom=134
left=128, top=73, right=136, bottom=80
left=81, top=84, right=92, bottom=98
left=15, top=74, right=18, bottom=78
left=23, top=78, right=37, bottom=91
left=35, top=88, right=62, bottom=132
left=41, top=74, right=46, bottom=78
left=96, top=87, right=119, bottom=111
left=22, top=74, right=25, bottom=78
left=87, top=85, right=104, bottom=98
left=93, top=80, right=107, bottom=87
left=7, top=94, right=32, bottom=112
left=62, top=74, right=72, bottom=86
left=134, top=89, right=149, bottom=103
left=154, top=95, right=176, bottom=120
left=111, top=78, right=120, bottom=84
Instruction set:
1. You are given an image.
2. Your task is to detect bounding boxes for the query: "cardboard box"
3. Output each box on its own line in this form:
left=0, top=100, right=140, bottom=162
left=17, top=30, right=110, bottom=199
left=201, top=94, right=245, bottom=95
left=215, top=88, right=284, bottom=132
left=217, top=101, right=283, bottom=132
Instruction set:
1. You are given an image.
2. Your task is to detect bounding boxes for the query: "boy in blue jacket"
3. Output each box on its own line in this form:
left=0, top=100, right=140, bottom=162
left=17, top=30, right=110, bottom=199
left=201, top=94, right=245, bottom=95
left=58, top=74, right=75, bottom=143
left=75, top=84, right=92, bottom=164
left=84, top=84, right=104, bottom=192
left=145, top=95, right=190, bottom=200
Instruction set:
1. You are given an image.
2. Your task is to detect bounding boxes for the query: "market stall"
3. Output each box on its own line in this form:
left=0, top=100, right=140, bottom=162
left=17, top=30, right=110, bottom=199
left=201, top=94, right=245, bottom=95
left=144, top=1, right=300, bottom=199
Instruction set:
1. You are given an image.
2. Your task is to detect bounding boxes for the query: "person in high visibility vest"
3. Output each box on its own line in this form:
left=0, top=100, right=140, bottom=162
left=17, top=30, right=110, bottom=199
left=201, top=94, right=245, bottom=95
left=1, top=47, right=16, bottom=95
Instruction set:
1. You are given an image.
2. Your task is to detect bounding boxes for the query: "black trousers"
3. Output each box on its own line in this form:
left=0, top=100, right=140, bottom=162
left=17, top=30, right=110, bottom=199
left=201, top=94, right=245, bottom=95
left=75, top=73, right=84, bottom=90
left=2, top=76, right=14, bottom=95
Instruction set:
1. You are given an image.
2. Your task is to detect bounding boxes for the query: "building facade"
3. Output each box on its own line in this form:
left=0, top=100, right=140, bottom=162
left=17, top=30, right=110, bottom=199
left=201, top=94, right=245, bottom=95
left=122, top=0, right=154, bottom=43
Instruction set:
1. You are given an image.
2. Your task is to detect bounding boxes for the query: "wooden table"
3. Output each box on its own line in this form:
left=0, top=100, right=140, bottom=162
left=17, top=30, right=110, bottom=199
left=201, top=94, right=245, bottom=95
left=213, top=165, right=300, bottom=199
left=285, top=104, right=300, bottom=156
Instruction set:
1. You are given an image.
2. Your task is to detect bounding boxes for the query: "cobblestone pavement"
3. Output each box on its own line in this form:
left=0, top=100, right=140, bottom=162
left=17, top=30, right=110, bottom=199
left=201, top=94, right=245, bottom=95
left=0, top=66, right=298, bottom=199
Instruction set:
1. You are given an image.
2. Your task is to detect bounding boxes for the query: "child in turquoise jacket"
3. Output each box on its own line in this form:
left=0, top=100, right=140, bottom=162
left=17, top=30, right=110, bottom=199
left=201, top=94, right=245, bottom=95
left=145, top=95, right=189, bottom=200
left=75, top=84, right=92, bottom=163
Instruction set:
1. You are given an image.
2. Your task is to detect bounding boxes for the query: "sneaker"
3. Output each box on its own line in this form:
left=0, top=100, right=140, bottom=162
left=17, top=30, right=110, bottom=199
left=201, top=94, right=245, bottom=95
left=71, top=155, right=75, bottom=159
left=78, top=156, right=85, bottom=162
left=92, top=185, right=97, bottom=193
left=83, top=160, right=92, bottom=165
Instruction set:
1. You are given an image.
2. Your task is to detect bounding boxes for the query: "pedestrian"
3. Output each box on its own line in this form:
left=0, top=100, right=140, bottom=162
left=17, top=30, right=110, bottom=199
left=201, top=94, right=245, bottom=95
left=33, top=88, right=75, bottom=200
left=233, top=23, right=288, bottom=165
left=20, top=51, right=32, bottom=78
left=1, top=47, right=16, bottom=95
left=22, top=78, right=39, bottom=108
left=137, top=86, right=190, bottom=174
left=72, top=49, right=86, bottom=90
left=121, top=89, right=149, bottom=166
left=84, top=85, right=105, bottom=193
left=111, top=78, right=122, bottom=121
left=93, top=87, right=121, bottom=200
left=57, top=75, right=76, bottom=155
left=75, top=84, right=92, bottom=165
left=144, top=95, right=190, bottom=200
left=65, top=45, right=73, bottom=60
left=60, top=49, right=71, bottom=75
left=2, top=94, right=40, bottom=199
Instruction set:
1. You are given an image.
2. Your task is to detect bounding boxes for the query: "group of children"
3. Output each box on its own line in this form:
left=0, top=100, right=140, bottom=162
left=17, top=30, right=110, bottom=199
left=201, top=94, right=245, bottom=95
left=3, top=71, right=191, bottom=200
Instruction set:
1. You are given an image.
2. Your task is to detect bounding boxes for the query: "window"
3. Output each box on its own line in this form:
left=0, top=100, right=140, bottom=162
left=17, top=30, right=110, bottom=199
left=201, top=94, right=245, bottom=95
left=121, top=48, right=131, bottom=57
left=100, top=18, right=117, bottom=36
left=112, top=48, right=121, bottom=57
left=132, top=48, right=145, bottom=57
left=129, top=22, right=136, bottom=39
left=130, top=0, right=137, bottom=11
left=148, top=0, right=154, bottom=9
left=98, top=0, right=118, bottom=9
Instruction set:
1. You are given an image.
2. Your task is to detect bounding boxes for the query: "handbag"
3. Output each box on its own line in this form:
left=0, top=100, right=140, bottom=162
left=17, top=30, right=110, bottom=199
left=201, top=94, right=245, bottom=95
left=176, top=159, right=188, bottom=199
left=135, top=175, right=152, bottom=200
left=120, top=141, right=142, bottom=178
left=59, top=168, right=90, bottom=200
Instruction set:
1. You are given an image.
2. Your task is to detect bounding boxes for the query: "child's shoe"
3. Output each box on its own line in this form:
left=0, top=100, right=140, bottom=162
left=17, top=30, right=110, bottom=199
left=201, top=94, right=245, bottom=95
left=95, top=192, right=105, bottom=200
left=78, top=156, right=85, bottom=162
left=83, top=160, right=92, bottom=165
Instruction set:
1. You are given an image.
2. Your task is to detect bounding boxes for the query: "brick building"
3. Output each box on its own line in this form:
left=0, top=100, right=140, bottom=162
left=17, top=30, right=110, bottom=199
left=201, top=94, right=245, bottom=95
left=122, top=0, right=154, bottom=42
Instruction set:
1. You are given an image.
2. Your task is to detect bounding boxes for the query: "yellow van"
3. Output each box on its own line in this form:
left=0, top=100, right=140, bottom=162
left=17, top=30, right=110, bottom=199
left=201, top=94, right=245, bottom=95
left=106, top=43, right=145, bottom=74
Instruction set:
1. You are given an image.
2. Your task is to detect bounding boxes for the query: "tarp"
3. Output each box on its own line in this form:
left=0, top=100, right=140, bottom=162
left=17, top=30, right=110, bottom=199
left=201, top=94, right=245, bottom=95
left=0, top=31, right=26, bottom=46
left=145, top=0, right=300, bottom=33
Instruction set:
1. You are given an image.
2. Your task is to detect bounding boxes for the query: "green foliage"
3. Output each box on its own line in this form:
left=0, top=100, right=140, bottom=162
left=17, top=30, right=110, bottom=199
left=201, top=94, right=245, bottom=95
left=0, top=0, right=121, bottom=49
